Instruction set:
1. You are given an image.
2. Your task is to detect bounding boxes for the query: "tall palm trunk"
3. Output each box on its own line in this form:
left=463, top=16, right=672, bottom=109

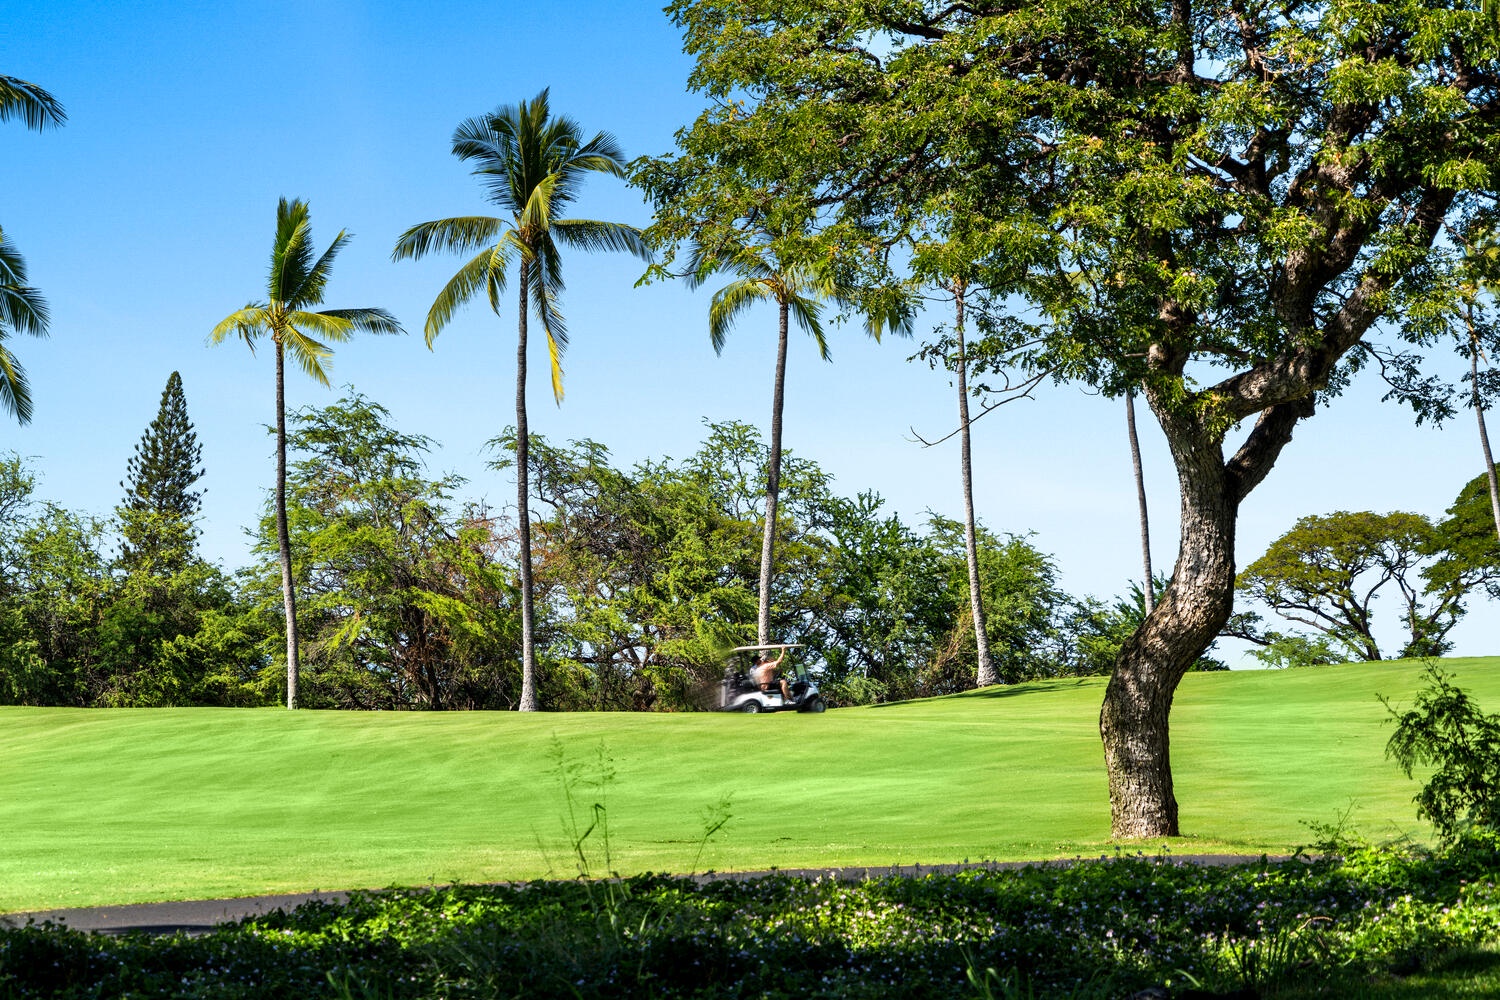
left=758, top=298, right=790, bottom=646
left=1125, top=389, right=1155, bottom=615
left=516, top=258, right=539, bottom=711
left=274, top=335, right=300, bottom=710
left=1473, top=332, right=1500, bottom=546
left=954, top=282, right=996, bottom=687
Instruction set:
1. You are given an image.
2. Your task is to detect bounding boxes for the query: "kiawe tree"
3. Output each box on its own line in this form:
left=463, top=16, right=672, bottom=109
left=393, top=89, right=650, bottom=712
left=212, top=198, right=403, bottom=710
left=656, top=0, right=1500, bottom=836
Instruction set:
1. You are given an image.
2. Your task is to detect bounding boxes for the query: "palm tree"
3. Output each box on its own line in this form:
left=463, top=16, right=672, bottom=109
left=392, top=89, right=649, bottom=712
left=0, top=230, right=48, bottom=423
left=0, top=75, right=64, bottom=425
left=690, top=234, right=912, bottom=646
left=211, top=198, right=403, bottom=709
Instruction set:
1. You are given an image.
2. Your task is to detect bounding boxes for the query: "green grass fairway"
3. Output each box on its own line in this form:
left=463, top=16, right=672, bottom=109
left=3, top=657, right=1497, bottom=912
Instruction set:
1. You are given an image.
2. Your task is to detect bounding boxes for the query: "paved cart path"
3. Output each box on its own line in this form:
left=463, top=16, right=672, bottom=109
left=0, top=855, right=1294, bottom=935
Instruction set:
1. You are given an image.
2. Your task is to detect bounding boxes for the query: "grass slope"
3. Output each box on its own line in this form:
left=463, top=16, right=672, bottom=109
left=2, top=657, right=1496, bottom=912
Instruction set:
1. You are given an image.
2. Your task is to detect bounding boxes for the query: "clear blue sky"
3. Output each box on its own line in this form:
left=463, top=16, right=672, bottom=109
left=4, top=0, right=1495, bottom=664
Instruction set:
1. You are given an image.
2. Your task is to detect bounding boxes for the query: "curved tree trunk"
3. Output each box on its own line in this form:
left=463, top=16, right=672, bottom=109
left=516, top=259, right=539, bottom=711
left=1100, top=395, right=1304, bottom=837
left=954, top=282, right=996, bottom=687
left=1473, top=334, right=1500, bottom=546
left=274, top=336, right=300, bottom=710
left=1125, top=389, right=1155, bottom=615
left=757, top=299, right=790, bottom=647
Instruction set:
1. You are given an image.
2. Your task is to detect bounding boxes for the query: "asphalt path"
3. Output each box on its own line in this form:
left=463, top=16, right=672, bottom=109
left=0, top=854, right=1299, bottom=936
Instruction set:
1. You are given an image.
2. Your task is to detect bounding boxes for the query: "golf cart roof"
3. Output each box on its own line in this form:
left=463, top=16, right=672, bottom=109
left=728, top=644, right=806, bottom=653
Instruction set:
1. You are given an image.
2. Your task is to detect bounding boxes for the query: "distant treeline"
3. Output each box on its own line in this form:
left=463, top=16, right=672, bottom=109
left=0, top=385, right=1196, bottom=711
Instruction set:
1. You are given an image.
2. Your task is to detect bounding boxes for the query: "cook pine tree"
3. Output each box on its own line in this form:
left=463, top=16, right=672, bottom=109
left=118, top=370, right=204, bottom=575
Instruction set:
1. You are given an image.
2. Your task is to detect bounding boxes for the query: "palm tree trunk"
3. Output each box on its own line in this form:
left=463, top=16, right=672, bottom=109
left=1473, top=334, right=1500, bottom=546
left=274, top=337, right=300, bottom=710
left=954, top=282, right=996, bottom=687
left=516, top=259, right=539, bottom=711
left=758, top=299, right=790, bottom=646
left=1125, top=389, right=1155, bottom=615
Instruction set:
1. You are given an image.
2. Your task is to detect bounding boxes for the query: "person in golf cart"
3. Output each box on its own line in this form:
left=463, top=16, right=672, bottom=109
left=752, top=648, right=792, bottom=702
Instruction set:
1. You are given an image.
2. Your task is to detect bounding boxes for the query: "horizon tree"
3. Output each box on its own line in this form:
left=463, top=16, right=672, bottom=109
left=0, top=74, right=64, bottom=425
left=652, top=0, right=1500, bottom=837
left=393, top=89, right=650, bottom=712
left=211, top=197, right=403, bottom=710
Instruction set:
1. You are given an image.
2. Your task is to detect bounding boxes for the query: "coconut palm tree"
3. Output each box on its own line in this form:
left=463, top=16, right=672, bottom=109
left=211, top=198, right=403, bottom=709
left=689, top=234, right=912, bottom=646
left=392, top=89, right=649, bottom=712
left=948, top=279, right=997, bottom=686
left=0, top=229, right=47, bottom=423
left=0, top=74, right=64, bottom=425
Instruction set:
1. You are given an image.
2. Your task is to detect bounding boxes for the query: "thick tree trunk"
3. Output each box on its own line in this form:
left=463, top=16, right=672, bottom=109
left=1473, top=338, right=1500, bottom=547
left=1100, top=396, right=1303, bottom=837
left=1125, top=390, right=1155, bottom=615
left=954, top=283, right=996, bottom=687
left=274, top=337, right=300, bottom=710
left=516, top=261, right=539, bottom=711
left=757, top=300, right=790, bottom=647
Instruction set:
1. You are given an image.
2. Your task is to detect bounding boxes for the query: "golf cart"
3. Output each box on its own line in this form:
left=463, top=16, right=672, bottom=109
left=719, top=644, right=826, bottom=713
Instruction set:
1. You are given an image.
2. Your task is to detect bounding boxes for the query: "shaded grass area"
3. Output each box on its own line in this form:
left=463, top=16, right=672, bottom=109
left=6, top=840, right=1500, bottom=999
left=2, top=657, right=1497, bottom=911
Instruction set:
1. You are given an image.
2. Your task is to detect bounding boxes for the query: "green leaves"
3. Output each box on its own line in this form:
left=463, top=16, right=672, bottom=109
left=396, top=91, right=647, bottom=403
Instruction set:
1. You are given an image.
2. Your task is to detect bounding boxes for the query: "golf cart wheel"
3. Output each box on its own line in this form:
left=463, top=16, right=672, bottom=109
left=800, top=696, right=826, bottom=714
left=738, top=701, right=762, bottom=713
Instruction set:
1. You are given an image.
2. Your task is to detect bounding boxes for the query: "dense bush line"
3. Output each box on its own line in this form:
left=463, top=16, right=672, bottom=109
left=6, top=837, right=1500, bottom=998
left=0, top=393, right=1209, bottom=713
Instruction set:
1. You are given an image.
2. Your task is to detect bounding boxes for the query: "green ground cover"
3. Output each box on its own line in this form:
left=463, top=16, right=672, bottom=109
left=2, top=657, right=1497, bottom=913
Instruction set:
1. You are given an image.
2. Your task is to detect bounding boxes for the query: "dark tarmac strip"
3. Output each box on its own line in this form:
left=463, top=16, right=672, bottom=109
left=0, top=855, right=1294, bottom=936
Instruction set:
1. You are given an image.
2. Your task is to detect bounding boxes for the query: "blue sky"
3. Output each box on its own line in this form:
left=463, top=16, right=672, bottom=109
left=4, top=0, right=1496, bottom=664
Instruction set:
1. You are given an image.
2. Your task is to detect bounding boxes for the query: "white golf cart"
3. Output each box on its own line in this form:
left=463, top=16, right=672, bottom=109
left=719, top=643, right=826, bottom=713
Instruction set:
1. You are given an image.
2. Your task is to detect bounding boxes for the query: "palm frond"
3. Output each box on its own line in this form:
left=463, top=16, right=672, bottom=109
left=0, top=339, right=33, bottom=423
left=0, top=75, right=65, bottom=130
left=421, top=246, right=503, bottom=345
left=707, top=278, right=772, bottom=355
left=281, top=325, right=336, bottom=386
left=519, top=172, right=559, bottom=237
left=270, top=199, right=316, bottom=306
left=292, top=230, right=354, bottom=309
left=787, top=293, right=831, bottom=360
left=552, top=219, right=651, bottom=260
left=0, top=281, right=48, bottom=338
left=392, top=216, right=506, bottom=260
left=317, top=307, right=404, bottom=336
left=208, top=305, right=271, bottom=349
left=288, top=310, right=355, bottom=344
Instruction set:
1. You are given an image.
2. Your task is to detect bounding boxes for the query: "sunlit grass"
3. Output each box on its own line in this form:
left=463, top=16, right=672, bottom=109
left=1, top=656, right=1495, bottom=911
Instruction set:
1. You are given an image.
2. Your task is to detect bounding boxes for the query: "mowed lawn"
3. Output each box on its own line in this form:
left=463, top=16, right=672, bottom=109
left=2, top=657, right=1496, bottom=912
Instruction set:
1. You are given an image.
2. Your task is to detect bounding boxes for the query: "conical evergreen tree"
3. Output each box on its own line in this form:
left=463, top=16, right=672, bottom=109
left=118, top=371, right=204, bottom=573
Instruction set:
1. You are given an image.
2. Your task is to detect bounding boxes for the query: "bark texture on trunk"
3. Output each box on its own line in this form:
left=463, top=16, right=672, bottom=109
left=954, top=283, right=996, bottom=687
left=516, top=261, right=539, bottom=712
left=1125, top=389, right=1155, bottom=616
left=757, top=300, right=790, bottom=647
left=274, top=337, right=300, bottom=710
left=1473, top=340, right=1500, bottom=546
left=1101, top=394, right=1305, bottom=837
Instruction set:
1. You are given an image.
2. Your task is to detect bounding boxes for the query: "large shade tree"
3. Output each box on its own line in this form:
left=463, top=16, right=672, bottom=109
left=655, top=0, right=1500, bottom=836
left=211, top=198, right=403, bottom=710
left=0, top=74, right=64, bottom=424
left=393, top=89, right=649, bottom=712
